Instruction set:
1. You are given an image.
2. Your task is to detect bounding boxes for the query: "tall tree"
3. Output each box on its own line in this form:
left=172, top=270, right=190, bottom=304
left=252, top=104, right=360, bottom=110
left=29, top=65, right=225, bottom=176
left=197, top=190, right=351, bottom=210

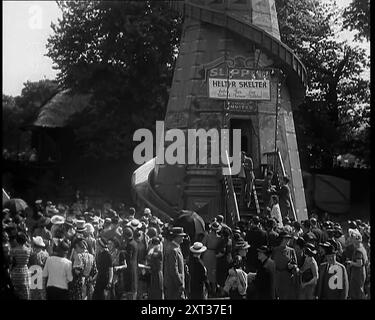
left=276, top=0, right=370, bottom=168
left=46, top=1, right=182, bottom=160
left=342, top=0, right=370, bottom=41
left=2, top=80, right=59, bottom=153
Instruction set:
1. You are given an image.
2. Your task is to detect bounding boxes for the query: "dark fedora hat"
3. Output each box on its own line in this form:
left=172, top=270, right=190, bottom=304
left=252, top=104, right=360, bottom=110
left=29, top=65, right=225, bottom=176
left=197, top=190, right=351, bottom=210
left=279, top=230, right=293, bottom=239
left=65, top=217, right=75, bottom=228
left=304, top=243, right=317, bottom=256
left=56, top=239, right=70, bottom=253
left=294, top=237, right=306, bottom=248
left=235, top=239, right=250, bottom=249
left=319, top=242, right=336, bottom=255
left=257, top=245, right=272, bottom=255
left=333, top=227, right=343, bottom=237
left=171, top=227, right=187, bottom=237
left=324, top=244, right=337, bottom=256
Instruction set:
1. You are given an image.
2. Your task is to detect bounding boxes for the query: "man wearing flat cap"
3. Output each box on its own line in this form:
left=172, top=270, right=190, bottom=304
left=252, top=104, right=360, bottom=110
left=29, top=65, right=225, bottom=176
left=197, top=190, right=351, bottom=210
left=272, top=231, right=298, bottom=299
left=245, top=216, right=267, bottom=273
left=247, top=245, right=276, bottom=300
left=164, top=227, right=186, bottom=299
left=316, top=243, right=348, bottom=299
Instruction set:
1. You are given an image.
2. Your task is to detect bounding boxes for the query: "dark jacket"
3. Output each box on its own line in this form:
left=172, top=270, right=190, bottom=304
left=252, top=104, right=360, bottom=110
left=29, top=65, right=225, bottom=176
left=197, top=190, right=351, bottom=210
left=245, top=226, right=267, bottom=272
left=189, top=255, right=208, bottom=299
left=316, top=261, right=348, bottom=300
left=278, top=185, right=291, bottom=217
left=253, top=257, right=276, bottom=299
left=266, top=230, right=279, bottom=248
left=124, top=239, right=138, bottom=292
left=164, top=241, right=185, bottom=299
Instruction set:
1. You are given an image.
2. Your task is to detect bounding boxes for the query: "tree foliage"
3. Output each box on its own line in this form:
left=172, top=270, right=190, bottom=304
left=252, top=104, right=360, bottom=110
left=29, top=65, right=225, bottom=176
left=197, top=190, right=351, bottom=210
left=343, top=0, right=370, bottom=41
left=46, top=1, right=182, bottom=160
left=2, top=80, right=59, bottom=152
left=46, top=0, right=370, bottom=168
left=276, top=0, right=370, bottom=168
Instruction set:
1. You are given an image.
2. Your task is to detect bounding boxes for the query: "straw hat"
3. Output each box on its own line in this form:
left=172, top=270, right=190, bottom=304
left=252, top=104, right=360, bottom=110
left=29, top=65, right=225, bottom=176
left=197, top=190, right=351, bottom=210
left=190, top=242, right=207, bottom=254
left=127, top=219, right=142, bottom=230
left=32, top=236, right=46, bottom=248
left=75, top=220, right=86, bottom=232
left=51, top=215, right=65, bottom=225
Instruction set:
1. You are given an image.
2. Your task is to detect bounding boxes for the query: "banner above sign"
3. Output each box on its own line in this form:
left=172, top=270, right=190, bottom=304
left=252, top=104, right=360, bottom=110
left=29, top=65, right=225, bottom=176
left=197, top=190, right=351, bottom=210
left=207, top=67, right=271, bottom=101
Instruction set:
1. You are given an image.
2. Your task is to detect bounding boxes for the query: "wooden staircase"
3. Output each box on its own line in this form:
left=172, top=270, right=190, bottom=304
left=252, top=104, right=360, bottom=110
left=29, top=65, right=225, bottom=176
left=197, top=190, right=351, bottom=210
left=232, top=177, right=265, bottom=221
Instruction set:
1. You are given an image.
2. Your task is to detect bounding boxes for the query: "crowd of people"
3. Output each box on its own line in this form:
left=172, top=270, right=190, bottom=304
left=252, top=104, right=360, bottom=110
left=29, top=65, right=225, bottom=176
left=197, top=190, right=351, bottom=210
left=1, top=196, right=371, bottom=300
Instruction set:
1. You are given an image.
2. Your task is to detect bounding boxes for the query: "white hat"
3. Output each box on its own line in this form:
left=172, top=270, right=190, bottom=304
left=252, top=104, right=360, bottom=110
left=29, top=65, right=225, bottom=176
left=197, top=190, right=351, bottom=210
left=76, top=220, right=86, bottom=232
left=190, top=242, right=207, bottom=253
left=35, top=199, right=43, bottom=204
left=32, top=236, right=45, bottom=248
left=127, top=219, right=141, bottom=229
left=51, top=215, right=65, bottom=225
left=85, top=223, right=94, bottom=234
left=144, top=208, right=151, bottom=215
left=349, top=229, right=362, bottom=242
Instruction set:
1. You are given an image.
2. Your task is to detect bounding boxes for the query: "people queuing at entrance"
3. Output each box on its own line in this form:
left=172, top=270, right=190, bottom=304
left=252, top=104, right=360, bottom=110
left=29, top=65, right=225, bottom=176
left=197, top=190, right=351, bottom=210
left=1, top=198, right=371, bottom=300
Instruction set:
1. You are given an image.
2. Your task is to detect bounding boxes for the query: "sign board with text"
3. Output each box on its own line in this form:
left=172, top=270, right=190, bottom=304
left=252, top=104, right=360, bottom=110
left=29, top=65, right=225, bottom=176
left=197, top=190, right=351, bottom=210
left=207, top=66, right=271, bottom=101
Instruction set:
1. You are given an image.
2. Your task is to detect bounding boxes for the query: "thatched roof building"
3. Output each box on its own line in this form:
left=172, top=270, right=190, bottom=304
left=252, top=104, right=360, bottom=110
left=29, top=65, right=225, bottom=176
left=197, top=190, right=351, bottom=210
left=32, top=89, right=91, bottom=128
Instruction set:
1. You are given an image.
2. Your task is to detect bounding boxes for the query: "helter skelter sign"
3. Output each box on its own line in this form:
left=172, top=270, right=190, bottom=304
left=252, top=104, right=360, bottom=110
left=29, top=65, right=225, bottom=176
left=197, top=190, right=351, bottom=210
left=207, top=64, right=271, bottom=101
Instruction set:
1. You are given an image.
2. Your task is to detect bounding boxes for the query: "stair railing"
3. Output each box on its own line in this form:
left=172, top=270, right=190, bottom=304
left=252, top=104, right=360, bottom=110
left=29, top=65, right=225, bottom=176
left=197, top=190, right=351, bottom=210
left=276, top=150, right=297, bottom=221
left=264, top=150, right=297, bottom=221
left=223, top=150, right=240, bottom=226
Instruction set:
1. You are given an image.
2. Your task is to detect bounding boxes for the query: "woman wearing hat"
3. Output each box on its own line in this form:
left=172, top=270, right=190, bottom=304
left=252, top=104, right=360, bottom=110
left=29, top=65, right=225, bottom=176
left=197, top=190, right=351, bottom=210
left=146, top=237, right=164, bottom=300
left=188, top=242, right=208, bottom=299
left=92, top=237, right=113, bottom=300
left=134, top=225, right=150, bottom=299
left=71, top=238, right=96, bottom=300
left=223, top=256, right=248, bottom=300
left=32, top=217, right=52, bottom=255
left=10, top=232, right=31, bottom=299
left=346, top=231, right=369, bottom=299
left=202, top=221, right=222, bottom=297
left=297, top=243, right=318, bottom=299
left=123, top=227, right=138, bottom=300
left=29, top=236, right=49, bottom=300
left=42, top=239, right=73, bottom=300
left=107, top=237, right=127, bottom=299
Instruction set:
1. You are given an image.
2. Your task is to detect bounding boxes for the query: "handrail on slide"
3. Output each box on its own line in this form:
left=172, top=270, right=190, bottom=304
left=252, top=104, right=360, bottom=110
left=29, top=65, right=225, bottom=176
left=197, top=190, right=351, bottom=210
left=223, top=150, right=240, bottom=225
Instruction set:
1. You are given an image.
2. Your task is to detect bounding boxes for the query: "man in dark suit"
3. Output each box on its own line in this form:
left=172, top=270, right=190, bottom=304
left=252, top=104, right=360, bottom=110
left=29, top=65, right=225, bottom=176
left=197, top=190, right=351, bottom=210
left=247, top=245, right=276, bottom=299
left=245, top=216, right=267, bottom=272
left=240, top=152, right=255, bottom=206
left=164, top=227, right=186, bottom=299
left=316, top=243, right=349, bottom=299
left=265, top=218, right=280, bottom=249
left=272, top=231, right=298, bottom=299
left=278, top=176, right=291, bottom=219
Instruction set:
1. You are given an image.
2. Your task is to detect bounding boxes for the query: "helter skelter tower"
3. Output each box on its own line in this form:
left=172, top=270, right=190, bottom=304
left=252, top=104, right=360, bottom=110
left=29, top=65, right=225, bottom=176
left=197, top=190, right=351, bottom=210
left=132, top=0, right=308, bottom=223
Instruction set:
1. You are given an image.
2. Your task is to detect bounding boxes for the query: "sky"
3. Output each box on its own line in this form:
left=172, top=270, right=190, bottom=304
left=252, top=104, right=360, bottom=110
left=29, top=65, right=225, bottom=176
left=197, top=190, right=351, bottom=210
left=2, top=0, right=370, bottom=97
left=2, top=1, right=62, bottom=96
